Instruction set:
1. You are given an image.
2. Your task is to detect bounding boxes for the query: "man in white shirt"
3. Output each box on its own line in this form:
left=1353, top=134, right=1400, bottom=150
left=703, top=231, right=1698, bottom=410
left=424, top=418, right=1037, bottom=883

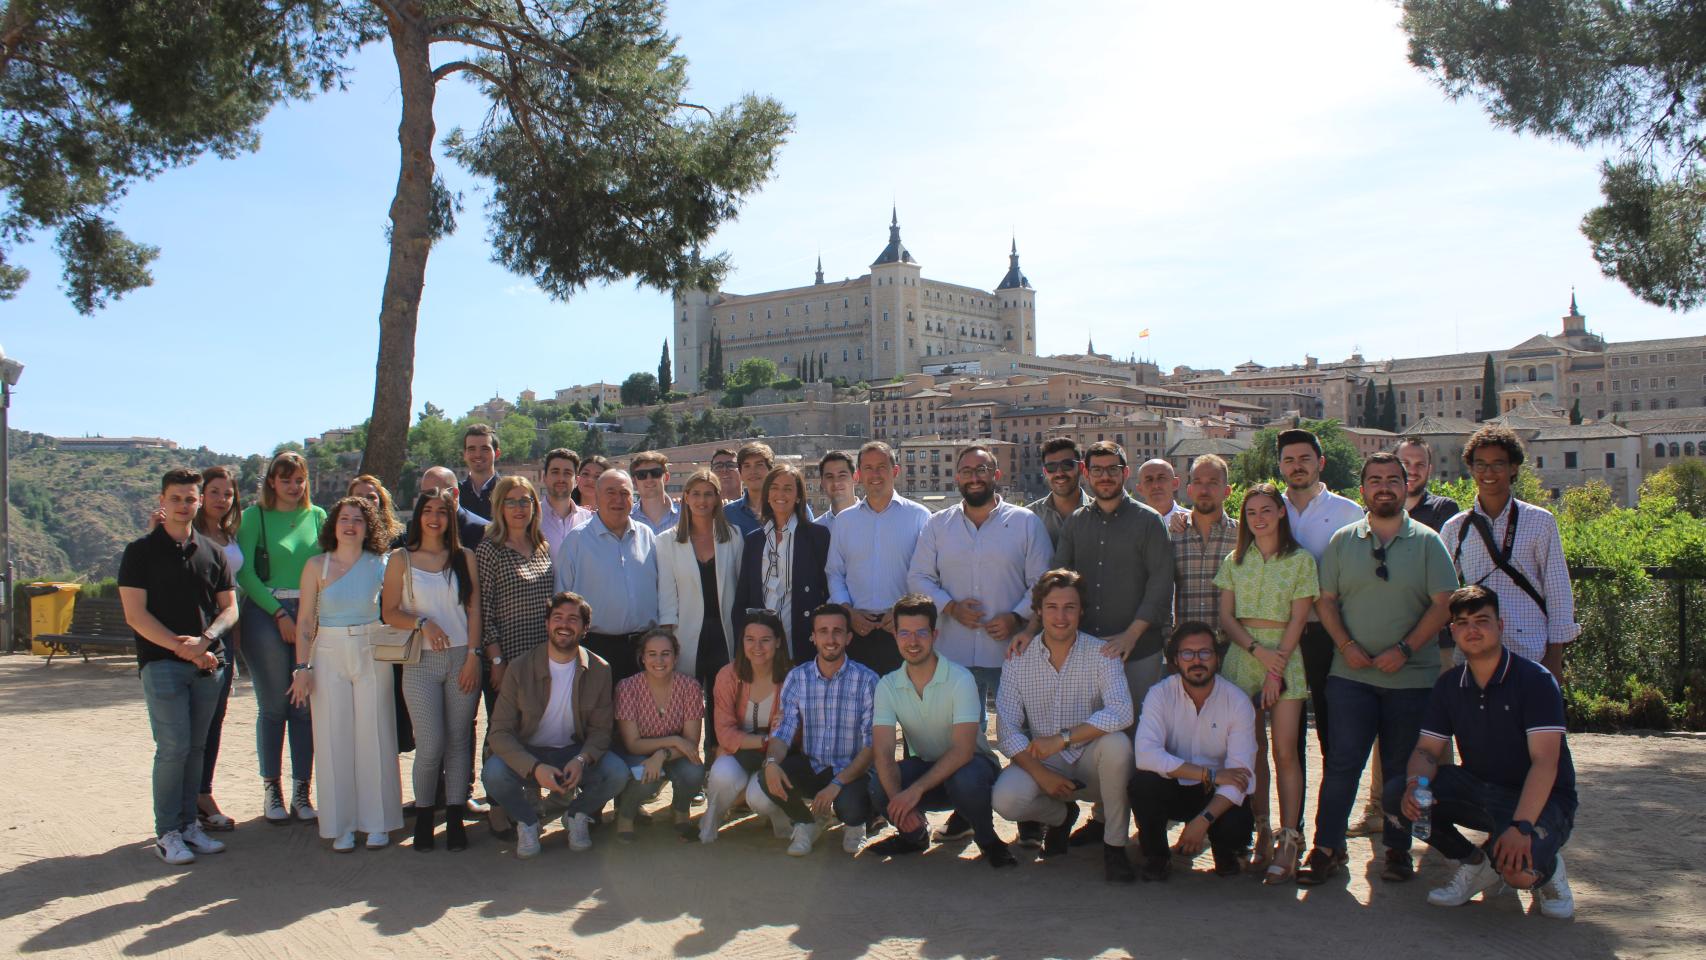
left=828, top=441, right=931, bottom=676
left=1135, top=458, right=1184, bottom=525
left=1130, top=621, right=1257, bottom=882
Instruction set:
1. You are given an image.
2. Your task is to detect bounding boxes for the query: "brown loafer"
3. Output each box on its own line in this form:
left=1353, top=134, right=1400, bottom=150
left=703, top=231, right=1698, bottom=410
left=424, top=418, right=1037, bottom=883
left=1295, top=847, right=1347, bottom=887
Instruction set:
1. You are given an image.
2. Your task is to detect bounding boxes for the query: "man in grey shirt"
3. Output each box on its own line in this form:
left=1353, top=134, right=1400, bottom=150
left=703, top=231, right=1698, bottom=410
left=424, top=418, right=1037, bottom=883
left=1026, top=437, right=1092, bottom=549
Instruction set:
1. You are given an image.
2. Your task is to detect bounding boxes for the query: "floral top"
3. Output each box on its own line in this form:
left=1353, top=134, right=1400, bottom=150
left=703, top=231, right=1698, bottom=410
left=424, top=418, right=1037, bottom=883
left=1212, top=546, right=1319, bottom=623
left=614, top=672, right=704, bottom=739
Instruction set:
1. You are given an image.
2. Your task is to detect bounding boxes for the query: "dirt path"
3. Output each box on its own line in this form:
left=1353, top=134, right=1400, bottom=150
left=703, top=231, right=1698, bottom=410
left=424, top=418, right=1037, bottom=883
left=0, top=656, right=1699, bottom=959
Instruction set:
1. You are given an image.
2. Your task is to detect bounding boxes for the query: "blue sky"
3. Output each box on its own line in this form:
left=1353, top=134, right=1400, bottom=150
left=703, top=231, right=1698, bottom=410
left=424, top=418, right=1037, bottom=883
left=3, top=0, right=1698, bottom=456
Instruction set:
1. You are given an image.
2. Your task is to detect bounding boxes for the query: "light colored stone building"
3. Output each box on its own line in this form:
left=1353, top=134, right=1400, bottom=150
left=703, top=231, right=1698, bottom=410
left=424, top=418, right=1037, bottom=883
left=895, top=435, right=1021, bottom=507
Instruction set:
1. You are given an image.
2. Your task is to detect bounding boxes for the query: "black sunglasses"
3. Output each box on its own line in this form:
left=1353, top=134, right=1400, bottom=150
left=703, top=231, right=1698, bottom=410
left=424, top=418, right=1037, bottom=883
left=1371, top=543, right=1389, bottom=582
left=1043, top=459, right=1080, bottom=474
left=632, top=468, right=665, bottom=481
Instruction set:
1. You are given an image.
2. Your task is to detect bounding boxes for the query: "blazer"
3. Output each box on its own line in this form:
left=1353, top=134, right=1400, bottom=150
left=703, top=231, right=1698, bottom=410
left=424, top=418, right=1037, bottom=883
left=486, top=642, right=615, bottom=777
left=711, top=663, right=790, bottom=756
left=732, top=517, right=832, bottom=665
left=656, top=530, right=744, bottom=678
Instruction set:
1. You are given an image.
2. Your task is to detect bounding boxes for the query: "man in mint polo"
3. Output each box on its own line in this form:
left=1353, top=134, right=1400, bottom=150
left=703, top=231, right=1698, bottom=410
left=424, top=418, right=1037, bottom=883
left=867, top=595, right=1016, bottom=869
left=1298, top=452, right=1456, bottom=887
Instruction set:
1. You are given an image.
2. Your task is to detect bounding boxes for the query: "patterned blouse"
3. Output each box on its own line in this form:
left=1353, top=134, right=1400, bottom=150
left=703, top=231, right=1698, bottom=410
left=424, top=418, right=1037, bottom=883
left=1212, top=546, right=1319, bottom=623
left=476, top=538, right=555, bottom=661
left=614, top=673, right=704, bottom=738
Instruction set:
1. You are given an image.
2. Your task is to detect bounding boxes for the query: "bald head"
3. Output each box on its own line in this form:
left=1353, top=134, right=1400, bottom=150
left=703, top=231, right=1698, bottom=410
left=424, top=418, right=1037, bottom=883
left=1136, top=458, right=1179, bottom=514
left=421, top=466, right=460, bottom=506
left=596, top=469, right=635, bottom=530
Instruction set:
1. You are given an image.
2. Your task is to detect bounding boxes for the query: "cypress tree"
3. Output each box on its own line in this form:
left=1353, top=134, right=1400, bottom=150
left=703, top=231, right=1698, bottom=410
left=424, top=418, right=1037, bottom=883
left=1480, top=354, right=1499, bottom=421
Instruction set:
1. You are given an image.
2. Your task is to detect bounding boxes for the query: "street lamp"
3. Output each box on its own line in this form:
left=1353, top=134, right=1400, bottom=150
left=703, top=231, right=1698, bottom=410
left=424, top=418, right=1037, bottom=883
left=0, top=343, right=23, bottom=653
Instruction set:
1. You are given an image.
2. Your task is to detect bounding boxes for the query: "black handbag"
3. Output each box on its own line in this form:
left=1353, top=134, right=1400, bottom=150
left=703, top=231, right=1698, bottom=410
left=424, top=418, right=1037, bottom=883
left=253, top=507, right=272, bottom=582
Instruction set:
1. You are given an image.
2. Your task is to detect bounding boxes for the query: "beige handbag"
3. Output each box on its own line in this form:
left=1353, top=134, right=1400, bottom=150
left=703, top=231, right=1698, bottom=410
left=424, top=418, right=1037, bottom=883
left=371, top=550, right=423, bottom=665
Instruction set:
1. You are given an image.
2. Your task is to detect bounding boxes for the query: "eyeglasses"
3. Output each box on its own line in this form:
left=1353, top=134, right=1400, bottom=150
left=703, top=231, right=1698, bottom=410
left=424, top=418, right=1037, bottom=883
left=955, top=465, right=996, bottom=480
left=632, top=468, right=665, bottom=481
left=1175, top=649, right=1216, bottom=663
left=1469, top=461, right=1512, bottom=474
left=1043, top=459, right=1080, bottom=474
left=1087, top=465, right=1125, bottom=478
left=501, top=497, right=535, bottom=509
left=711, top=460, right=738, bottom=471
left=1371, top=544, right=1389, bottom=581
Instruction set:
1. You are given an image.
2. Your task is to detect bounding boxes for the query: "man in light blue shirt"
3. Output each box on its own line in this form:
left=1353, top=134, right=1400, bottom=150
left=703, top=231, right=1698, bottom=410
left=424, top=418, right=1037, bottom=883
left=554, top=469, right=658, bottom=684
left=726, top=441, right=811, bottom=537
left=868, top=595, right=1015, bottom=868
left=627, top=451, right=680, bottom=534
left=828, top=441, right=930, bottom=677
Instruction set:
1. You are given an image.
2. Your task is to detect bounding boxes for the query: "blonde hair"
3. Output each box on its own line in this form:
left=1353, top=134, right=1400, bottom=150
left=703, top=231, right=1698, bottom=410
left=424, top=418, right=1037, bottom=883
left=675, top=468, right=734, bottom=544
left=486, top=476, right=544, bottom=552
left=347, top=474, right=403, bottom=542
left=260, top=451, right=310, bottom=511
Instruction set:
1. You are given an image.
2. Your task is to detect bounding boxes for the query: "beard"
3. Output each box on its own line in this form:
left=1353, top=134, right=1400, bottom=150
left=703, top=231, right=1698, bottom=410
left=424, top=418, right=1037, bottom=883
left=1369, top=498, right=1402, bottom=518
left=1181, top=665, right=1214, bottom=688
left=960, top=484, right=995, bottom=507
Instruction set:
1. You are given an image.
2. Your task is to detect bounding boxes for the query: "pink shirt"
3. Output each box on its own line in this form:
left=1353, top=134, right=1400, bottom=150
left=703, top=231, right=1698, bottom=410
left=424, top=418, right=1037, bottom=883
left=614, top=673, right=704, bottom=738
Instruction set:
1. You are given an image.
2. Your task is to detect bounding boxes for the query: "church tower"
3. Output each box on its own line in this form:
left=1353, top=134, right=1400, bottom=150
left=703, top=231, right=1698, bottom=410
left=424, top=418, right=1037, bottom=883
left=995, top=237, right=1037, bottom=355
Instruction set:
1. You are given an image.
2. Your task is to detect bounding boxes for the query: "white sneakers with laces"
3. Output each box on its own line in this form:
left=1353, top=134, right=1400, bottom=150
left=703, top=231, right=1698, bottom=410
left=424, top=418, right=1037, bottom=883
left=290, top=780, right=317, bottom=822
left=154, top=830, right=195, bottom=865
left=1427, top=856, right=1504, bottom=907
left=565, top=812, right=593, bottom=852
left=841, top=824, right=866, bottom=854
left=516, top=821, right=542, bottom=859
left=1533, top=854, right=1575, bottom=919
left=787, top=822, right=820, bottom=857
left=181, top=822, right=226, bottom=856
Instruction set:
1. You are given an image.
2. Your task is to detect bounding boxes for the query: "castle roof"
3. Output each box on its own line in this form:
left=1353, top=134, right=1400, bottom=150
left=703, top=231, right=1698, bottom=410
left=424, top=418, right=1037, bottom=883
left=872, top=208, right=915, bottom=266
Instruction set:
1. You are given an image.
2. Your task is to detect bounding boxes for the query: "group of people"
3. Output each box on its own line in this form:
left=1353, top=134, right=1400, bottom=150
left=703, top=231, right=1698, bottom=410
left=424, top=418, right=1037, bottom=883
left=119, top=420, right=1580, bottom=918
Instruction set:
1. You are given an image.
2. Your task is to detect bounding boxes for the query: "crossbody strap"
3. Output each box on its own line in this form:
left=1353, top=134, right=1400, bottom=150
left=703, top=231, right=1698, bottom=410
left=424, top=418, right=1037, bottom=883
left=1456, top=507, right=1547, bottom=616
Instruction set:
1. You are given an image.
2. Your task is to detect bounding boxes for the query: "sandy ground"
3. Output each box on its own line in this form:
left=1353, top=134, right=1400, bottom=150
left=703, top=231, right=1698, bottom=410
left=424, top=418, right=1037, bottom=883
left=0, top=654, right=1701, bottom=960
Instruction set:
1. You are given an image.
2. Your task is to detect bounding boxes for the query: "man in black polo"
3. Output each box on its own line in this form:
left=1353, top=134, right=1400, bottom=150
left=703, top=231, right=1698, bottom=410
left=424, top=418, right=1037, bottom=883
left=118, top=468, right=240, bottom=865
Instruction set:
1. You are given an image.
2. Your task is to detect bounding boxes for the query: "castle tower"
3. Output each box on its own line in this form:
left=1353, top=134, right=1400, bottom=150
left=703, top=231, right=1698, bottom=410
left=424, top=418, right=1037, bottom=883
left=869, top=207, right=923, bottom=380
left=995, top=237, right=1036, bottom=355
left=673, top=281, right=719, bottom=393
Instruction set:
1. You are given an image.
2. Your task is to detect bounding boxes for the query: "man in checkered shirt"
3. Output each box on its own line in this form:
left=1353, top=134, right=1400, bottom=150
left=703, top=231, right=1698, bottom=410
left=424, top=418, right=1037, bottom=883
left=1440, top=426, right=1578, bottom=680
left=991, top=569, right=1137, bottom=883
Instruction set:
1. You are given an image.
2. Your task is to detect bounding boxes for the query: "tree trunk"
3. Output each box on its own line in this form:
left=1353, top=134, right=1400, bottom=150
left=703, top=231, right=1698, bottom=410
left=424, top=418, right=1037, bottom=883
left=359, top=11, right=437, bottom=489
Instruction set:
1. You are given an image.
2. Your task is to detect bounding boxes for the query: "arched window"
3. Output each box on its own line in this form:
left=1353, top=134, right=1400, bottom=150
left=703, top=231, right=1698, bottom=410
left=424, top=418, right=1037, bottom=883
left=1655, top=443, right=1666, bottom=458
left=1526, top=366, right=1538, bottom=382
left=1686, top=442, right=1697, bottom=456
left=1671, top=443, right=1682, bottom=457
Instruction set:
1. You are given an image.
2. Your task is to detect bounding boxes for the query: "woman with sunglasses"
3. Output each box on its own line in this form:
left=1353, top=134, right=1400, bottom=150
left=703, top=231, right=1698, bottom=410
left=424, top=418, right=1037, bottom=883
left=732, top=464, right=831, bottom=664
left=1213, top=482, right=1316, bottom=884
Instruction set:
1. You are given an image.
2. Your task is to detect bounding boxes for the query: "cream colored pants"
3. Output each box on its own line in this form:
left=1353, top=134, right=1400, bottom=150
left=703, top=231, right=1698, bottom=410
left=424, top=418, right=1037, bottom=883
left=310, top=625, right=404, bottom=839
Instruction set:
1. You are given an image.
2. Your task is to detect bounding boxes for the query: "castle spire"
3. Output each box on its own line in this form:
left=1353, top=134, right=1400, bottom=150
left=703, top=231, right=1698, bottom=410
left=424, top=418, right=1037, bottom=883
left=1569, top=287, right=1580, bottom=316
left=996, top=235, right=1030, bottom=290
left=872, top=207, right=914, bottom=265
left=815, top=253, right=824, bottom=285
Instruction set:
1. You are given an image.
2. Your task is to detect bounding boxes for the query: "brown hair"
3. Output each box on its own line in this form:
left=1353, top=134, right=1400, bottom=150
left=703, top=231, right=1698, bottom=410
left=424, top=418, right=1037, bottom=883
left=1449, top=584, right=1502, bottom=619
left=735, top=611, right=792, bottom=684
left=1041, top=436, right=1079, bottom=459
left=1360, top=450, right=1409, bottom=484
left=486, top=476, right=544, bottom=553
left=818, top=450, right=854, bottom=474
left=675, top=469, right=734, bottom=544
left=405, top=489, right=473, bottom=607
left=1233, top=482, right=1299, bottom=565
left=857, top=440, right=897, bottom=466
left=543, top=447, right=580, bottom=473
left=319, top=495, right=390, bottom=554
left=809, top=602, right=853, bottom=633
left=548, top=590, right=593, bottom=628
left=891, top=593, right=938, bottom=631
left=260, top=451, right=310, bottom=511
left=635, top=627, right=681, bottom=668
left=1165, top=619, right=1221, bottom=663
left=760, top=464, right=807, bottom=526
left=194, top=466, right=240, bottom=539
left=1084, top=440, right=1126, bottom=467
left=161, top=468, right=202, bottom=493
left=955, top=444, right=996, bottom=467
left=737, top=441, right=775, bottom=469
left=1461, top=424, right=1526, bottom=468
left=1030, top=567, right=1086, bottom=613
left=463, top=422, right=498, bottom=452
left=630, top=450, right=669, bottom=472
left=1189, top=453, right=1230, bottom=484
left=347, top=474, right=403, bottom=543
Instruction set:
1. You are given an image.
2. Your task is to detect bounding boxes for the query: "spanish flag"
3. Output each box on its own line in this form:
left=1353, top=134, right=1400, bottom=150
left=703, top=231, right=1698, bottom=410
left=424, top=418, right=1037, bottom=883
left=1138, top=328, right=1150, bottom=338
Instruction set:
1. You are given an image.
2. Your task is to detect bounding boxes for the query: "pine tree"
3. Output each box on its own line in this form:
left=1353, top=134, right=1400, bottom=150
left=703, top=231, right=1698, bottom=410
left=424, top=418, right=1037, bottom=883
left=1381, top=381, right=1398, bottom=432
left=1570, top=398, right=1583, bottom=424
left=1480, top=354, right=1499, bottom=421
left=1362, top=380, right=1379, bottom=428
left=658, top=340, right=672, bottom=396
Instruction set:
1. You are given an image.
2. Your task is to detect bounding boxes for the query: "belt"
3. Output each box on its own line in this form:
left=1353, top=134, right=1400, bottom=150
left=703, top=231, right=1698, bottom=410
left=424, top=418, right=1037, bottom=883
left=272, top=589, right=302, bottom=600
left=315, top=624, right=373, bottom=639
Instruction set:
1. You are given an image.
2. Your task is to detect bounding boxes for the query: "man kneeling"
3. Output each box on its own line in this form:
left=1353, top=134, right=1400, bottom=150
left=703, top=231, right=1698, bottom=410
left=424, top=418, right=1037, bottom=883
left=869, top=594, right=1016, bottom=868
left=482, top=592, right=631, bottom=858
left=1129, top=621, right=1257, bottom=882
left=1387, top=586, right=1577, bottom=918
left=992, top=569, right=1136, bottom=883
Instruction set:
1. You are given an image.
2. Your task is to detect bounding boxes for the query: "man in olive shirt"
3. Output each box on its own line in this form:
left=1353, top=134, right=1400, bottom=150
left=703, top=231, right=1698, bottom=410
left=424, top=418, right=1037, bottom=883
left=1025, top=437, right=1091, bottom=549
left=1298, top=453, right=1456, bottom=887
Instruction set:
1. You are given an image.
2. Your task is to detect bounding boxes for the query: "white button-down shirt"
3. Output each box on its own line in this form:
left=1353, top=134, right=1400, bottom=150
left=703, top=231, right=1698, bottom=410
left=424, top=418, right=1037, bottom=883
left=907, top=500, right=1052, bottom=668
left=995, top=632, right=1133, bottom=763
left=1440, top=497, right=1579, bottom=661
left=1134, top=674, right=1258, bottom=805
left=1284, top=484, right=1365, bottom=561
left=827, top=493, right=931, bottom=610
left=761, top=515, right=798, bottom=647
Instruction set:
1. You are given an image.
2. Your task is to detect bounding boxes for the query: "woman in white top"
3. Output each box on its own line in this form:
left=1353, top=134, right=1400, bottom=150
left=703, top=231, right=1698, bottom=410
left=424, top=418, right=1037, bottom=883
left=702, top=613, right=793, bottom=843
left=382, top=489, right=482, bottom=853
left=657, top=469, right=743, bottom=730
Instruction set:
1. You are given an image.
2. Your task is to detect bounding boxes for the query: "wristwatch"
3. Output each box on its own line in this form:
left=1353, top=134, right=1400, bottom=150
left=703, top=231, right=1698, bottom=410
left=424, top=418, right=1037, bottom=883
left=1512, top=820, right=1535, bottom=837
left=489, top=655, right=505, bottom=666
left=292, top=662, right=313, bottom=673
left=1059, top=728, right=1074, bottom=748
left=1199, top=808, right=1218, bottom=825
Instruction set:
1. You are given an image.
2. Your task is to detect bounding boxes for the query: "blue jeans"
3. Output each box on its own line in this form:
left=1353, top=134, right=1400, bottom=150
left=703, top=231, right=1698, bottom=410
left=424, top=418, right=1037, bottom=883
left=968, top=666, right=1002, bottom=722
left=481, top=743, right=630, bottom=827
left=870, top=753, right=1001, bottom=847
left=141, top=660, right=225, bottom=836
left=1382, top=765, right=1575, bottom=885
left=1313, top=676, right=1430, bottom=854
left=199, top=654, right=234, bottom=795
left=615, top=752, right=705, bottom=819
left=240, top=598, right=313, bottom=782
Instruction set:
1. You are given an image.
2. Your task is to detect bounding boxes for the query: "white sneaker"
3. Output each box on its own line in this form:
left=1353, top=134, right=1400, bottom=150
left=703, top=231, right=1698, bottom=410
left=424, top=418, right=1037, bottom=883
left=262, top=781, right=289, bottom=823
left=787, top=822, right=819, bottom=857
left=181, top=822, right=226, bottom=855
left=365, top=831, right=389, bottom=850
left=565, top=812, right=593, bottom=852
left=1428, top=856, right=1504, bottom=907
left=291, top=780, right=317, bottom=822
left=1533, top=854, right=1575, bottom=919
left=332, top=831, right=357, bottom=853
left=841, top=824, right=867, bottom=854
left=766, top=808, right=794, bottom=839
left=699, top=798, right=721, bottom=845
left=154, top=830, right=195, bottom=865
left=516, top=821, right=542, bottom=859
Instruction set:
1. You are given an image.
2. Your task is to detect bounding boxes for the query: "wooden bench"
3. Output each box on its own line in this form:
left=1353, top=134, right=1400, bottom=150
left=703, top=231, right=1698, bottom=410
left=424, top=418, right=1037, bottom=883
left=36, top=598, right=134, bottom=664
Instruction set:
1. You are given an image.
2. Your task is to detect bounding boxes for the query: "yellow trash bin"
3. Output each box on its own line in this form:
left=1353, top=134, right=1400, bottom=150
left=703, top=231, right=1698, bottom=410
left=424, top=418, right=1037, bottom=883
left=26, top=583, right=81, bottom=656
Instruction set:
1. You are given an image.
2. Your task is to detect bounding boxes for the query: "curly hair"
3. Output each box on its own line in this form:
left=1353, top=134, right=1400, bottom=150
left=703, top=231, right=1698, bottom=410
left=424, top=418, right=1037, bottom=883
left=318, top=495, right=391, bottom=554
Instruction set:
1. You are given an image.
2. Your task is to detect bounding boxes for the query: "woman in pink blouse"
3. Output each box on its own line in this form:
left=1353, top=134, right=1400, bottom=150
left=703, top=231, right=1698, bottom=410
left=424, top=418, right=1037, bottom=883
left=613, top=629, right=705, bottom=842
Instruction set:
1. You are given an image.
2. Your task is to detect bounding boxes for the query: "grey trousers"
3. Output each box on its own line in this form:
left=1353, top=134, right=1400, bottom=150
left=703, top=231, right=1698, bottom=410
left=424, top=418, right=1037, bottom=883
left=401, top=647, right=480, bottom=806
left=991, top=733, right=1134, bottom=846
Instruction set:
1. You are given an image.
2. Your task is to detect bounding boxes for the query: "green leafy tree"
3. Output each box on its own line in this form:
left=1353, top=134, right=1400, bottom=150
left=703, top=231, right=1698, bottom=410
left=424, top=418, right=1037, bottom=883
left=1641, top=460, right=1706, bottom=518
left=641, top=406, right=677, bottom=449
left=1480, top=354, right=1499, bottom=421
left=407, top=403, right=458, bottom=468
left=545, top=419, right=585, bottom=453
left=581, top=425, right=606, bottom=457
left=0, top=2, right=372, bottom=309
left=657, top=340, right=672, bottom=395
left=1380, top=381, right=1398, bottom=432
left=731, top=357, right=778, bottom=392
left=497, top=413, right=538, bottom=461
left=1230, top=419, right=1365, bottom=493
left=620, top=371, right=660, bottom=407
left=1402, top=1, right=1706, bottom=309
left=1362, top=380, right=1379, bottom=428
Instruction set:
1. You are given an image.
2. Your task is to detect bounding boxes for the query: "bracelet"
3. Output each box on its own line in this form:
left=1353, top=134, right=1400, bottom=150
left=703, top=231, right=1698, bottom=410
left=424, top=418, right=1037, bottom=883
left=292, top=663, right=313, bottom=673
left=273, top=609, right=289, bottom=622
left=1203, top=767, right=1215, bottom=789
left=1398, top=642, right=1415, bottom=661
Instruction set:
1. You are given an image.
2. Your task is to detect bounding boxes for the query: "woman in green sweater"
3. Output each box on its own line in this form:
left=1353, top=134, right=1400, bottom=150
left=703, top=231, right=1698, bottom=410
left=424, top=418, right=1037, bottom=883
left=236, top=451, right=328, bottom=824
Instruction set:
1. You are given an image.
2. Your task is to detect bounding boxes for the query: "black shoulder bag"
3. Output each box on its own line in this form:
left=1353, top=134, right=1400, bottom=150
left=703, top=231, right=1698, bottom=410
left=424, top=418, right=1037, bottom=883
left=1453, top=506, right=1547, bottom=615
left=253, top=507, right=272, bottom=583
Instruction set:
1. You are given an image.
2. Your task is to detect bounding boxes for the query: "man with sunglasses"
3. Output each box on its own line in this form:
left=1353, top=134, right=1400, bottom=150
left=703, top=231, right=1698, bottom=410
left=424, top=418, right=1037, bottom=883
left=1025, top=437, right=1091, bottom=549
left=1299, top=452, right=1456, bottom=887
left=628, top=451, right=681, bottom=534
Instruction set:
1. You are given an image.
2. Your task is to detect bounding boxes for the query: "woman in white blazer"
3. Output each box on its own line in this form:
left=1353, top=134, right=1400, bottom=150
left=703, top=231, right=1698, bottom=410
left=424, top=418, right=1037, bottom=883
left=658, top=469, right=744, bottom=739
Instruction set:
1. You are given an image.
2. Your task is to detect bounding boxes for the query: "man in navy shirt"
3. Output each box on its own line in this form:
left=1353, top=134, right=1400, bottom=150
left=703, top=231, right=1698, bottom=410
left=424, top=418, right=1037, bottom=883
left=1387, top=585, right=1577, bottom=919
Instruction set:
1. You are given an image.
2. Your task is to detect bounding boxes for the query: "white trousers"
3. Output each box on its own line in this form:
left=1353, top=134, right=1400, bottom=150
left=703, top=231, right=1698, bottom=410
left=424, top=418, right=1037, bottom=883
left=992, top=733, right=1133, bottom=846
left=310, top=626, right=404, bottom=838
left=702, top=753, right=789, bottom=840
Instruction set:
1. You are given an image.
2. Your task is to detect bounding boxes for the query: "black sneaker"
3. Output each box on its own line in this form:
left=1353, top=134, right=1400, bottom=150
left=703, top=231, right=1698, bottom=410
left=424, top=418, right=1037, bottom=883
left=979, top=841, right=1019, bottom=869
left=1042, top=805, right=1079, bottom=859
left=1104, top=843, right=1136, bottom=884
left=1212, top=849, right=1243, bottom=877
left=1296, top=847, right=1347, bottom=887
left=1381, top=848, right=1415, bottom=882
left=1014, top=820, right=1044, bottom=849
left=932, top=812, right=973, bottom=842
left=869, top=832, right=930, bottom=857
left=1141, top=854, right=1171, bottom=883
left=1068, top=818, right=1105, bottom=847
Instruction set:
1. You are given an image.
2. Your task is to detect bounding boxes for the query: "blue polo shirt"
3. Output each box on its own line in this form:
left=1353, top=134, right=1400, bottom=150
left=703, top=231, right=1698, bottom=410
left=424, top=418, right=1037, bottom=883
left=1419, top=648, right=1576, bottom=804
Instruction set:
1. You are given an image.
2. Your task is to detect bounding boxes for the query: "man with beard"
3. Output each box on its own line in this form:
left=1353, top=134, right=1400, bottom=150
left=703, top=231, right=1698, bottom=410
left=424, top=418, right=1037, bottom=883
left=1167, top=454, right=1239, bottom=634
left=761, top=603, right=880, bottom=856
left=1135, top=458, right=1184, bottom=525
left=867, top=594, right=1016, bottom=868
left=1026, top=437, right=1091, bottom=549
left=1129, top=621, right=1257, bottom=882
left=482, top=592, right=631, bottom=860
left=539, top=448, right=593, bottom=557
left=1297, top=453, right=1456, bottom=886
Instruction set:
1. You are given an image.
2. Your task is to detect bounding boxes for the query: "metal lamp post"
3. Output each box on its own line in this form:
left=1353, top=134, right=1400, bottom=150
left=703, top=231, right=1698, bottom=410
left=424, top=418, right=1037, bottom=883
left=0, top=344, right=23, bottom=653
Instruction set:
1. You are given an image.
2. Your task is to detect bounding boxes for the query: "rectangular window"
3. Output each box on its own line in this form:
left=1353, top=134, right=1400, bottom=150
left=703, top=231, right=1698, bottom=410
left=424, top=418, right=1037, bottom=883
left=1564, top=451, right=1578, bottom=469
left=1536, top=456, right=1545, bottom=469
left=1613, top=379, right=1621, bottom=391
left=1606, top=452, right=1617, bottom=468
left=1669, top=377, right=1678, bottom=388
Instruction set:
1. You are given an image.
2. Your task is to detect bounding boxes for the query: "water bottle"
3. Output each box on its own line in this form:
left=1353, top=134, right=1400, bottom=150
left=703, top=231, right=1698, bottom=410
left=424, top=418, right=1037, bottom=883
left=1411, top=776, right=1434, bottom=841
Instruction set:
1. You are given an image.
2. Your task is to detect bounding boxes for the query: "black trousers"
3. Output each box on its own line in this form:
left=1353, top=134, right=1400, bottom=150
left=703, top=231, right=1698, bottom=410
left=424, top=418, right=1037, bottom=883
left=585, top=632, right=645, bottom=683
left=759, top=753, right=873, bottom=827
left=1295, top=621, right=1335, bottom=826
left=1128, top=769, right=1255, bottom=859
left=848, top=627, right=901, bottom=677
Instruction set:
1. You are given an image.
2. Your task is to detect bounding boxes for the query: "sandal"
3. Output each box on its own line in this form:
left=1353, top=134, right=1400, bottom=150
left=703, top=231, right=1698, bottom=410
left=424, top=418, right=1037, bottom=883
left=197, top=798, right=235, bottom=832
left=1247, top=824, right=1273, bottom=873
left=1265, top=828, right=1302, bottom=885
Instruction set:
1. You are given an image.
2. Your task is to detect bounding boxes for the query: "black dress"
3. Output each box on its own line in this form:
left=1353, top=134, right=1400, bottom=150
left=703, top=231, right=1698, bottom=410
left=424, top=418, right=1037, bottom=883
left=696, top=555, right=730, bottom=682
